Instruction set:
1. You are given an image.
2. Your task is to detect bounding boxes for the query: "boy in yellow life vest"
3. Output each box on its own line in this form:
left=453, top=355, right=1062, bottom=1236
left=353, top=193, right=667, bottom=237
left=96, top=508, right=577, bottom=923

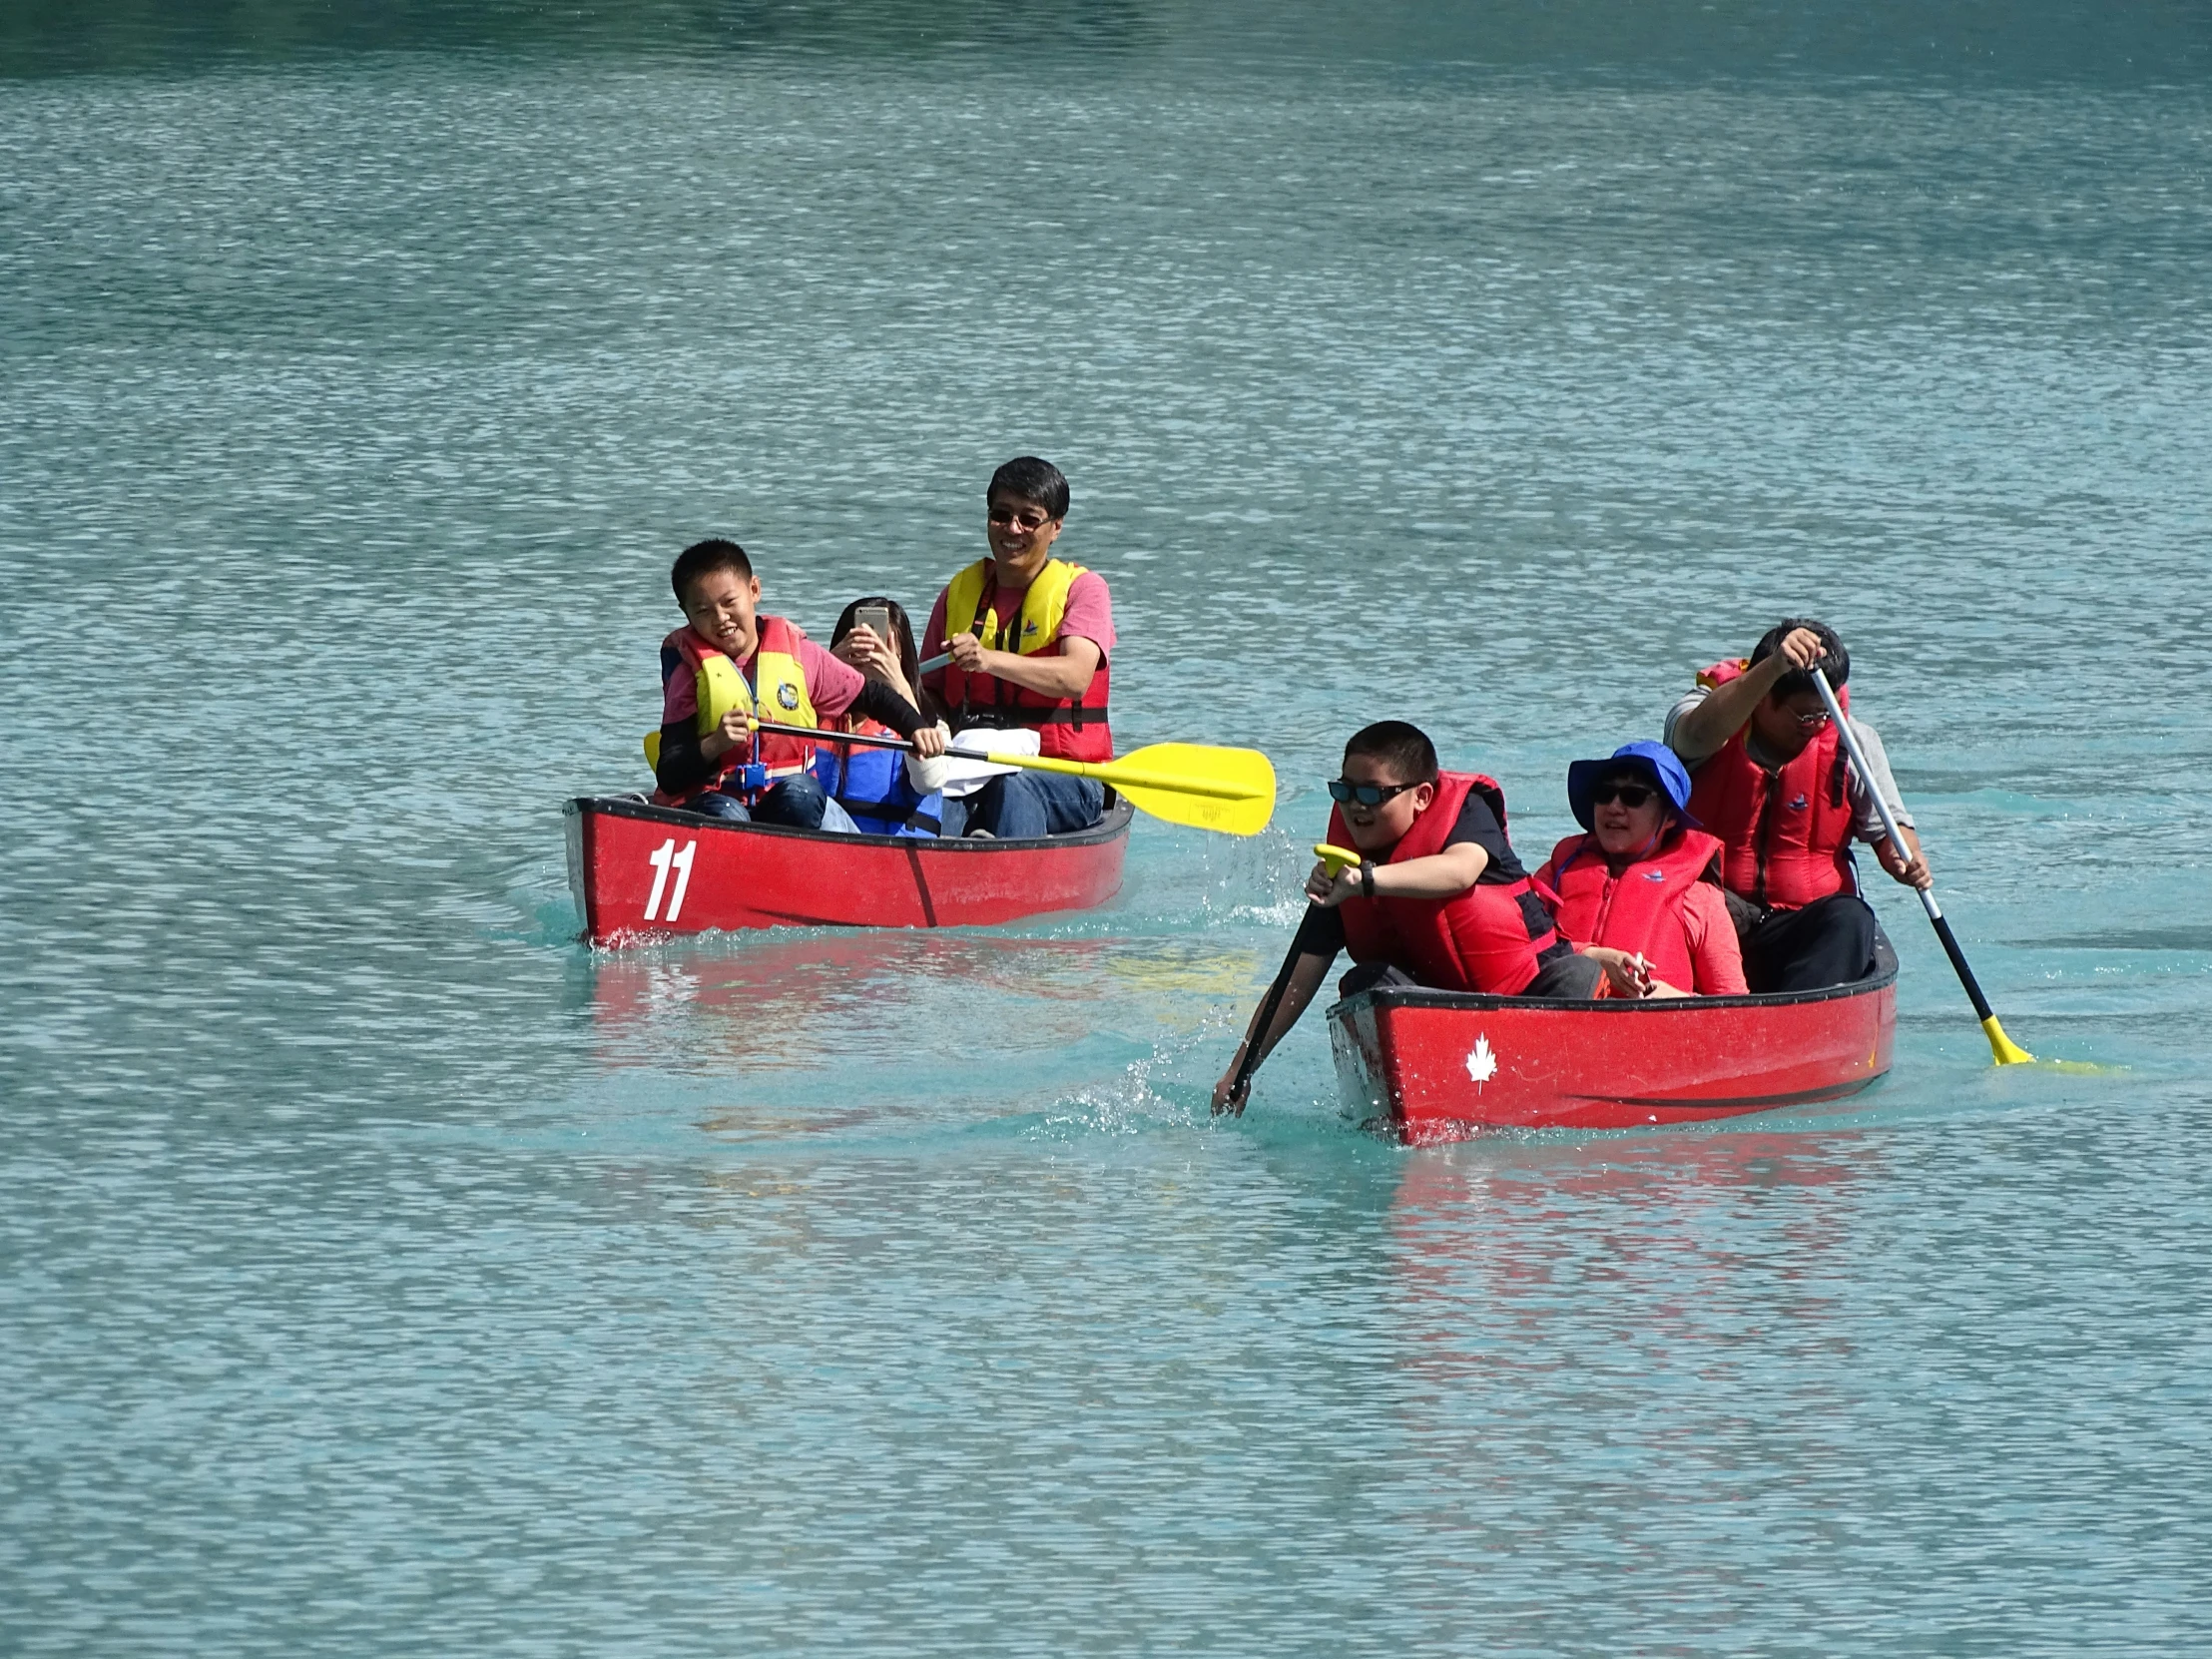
left=652, top=539, right=946, bottom=827
left=920, top=457, right=1114, bottom=838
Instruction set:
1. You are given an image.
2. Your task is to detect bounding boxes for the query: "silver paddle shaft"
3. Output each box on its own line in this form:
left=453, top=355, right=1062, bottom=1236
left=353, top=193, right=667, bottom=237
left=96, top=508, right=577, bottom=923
left=1810, top=666, right=1941, bottom=925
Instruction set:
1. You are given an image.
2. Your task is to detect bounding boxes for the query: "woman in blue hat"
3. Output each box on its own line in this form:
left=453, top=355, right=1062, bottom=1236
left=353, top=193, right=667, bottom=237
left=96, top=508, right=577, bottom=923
left=1535, top=741, right=1748, bottom=998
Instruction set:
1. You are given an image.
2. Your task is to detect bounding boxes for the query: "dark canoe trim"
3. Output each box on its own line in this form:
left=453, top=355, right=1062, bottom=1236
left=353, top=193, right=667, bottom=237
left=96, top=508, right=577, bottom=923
left=1595, top=1077, right=1889, bottom=1111
left=563, top=793, right=1137, bottom=853
left=1327, top=929, right=1899, bottom=1020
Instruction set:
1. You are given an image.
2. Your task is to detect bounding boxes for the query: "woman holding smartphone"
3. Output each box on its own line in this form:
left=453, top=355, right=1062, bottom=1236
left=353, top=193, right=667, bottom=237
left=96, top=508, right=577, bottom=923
left=817, top=597, right=955, bottom=836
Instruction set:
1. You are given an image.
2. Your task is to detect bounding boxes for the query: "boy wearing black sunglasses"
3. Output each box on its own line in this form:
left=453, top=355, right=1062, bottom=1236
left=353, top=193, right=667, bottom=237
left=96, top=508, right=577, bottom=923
left=1213, top=722, right=1598, bottom=1113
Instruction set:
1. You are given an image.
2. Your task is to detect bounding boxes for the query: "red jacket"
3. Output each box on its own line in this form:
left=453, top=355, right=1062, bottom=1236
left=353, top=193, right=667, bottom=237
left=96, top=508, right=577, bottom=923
left=1331, top=773, right=1560, bottom=996
left=1684, top=659, right=1857, bottom=910
left=1541, top=827, right=1732, bottom=992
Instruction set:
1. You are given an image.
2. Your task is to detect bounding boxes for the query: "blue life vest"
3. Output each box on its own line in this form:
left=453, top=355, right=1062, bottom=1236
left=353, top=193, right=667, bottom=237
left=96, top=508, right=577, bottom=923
left=811, top=731, right=944, bottom=837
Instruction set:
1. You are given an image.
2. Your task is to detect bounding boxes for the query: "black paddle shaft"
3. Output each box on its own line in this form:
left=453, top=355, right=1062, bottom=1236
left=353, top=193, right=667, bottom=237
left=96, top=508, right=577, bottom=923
left=1930, top=912, right=1997, bottom=1023
left=1227, top=922, right=1313, bottom=1108
left=754, top=718, right=915, bottom=754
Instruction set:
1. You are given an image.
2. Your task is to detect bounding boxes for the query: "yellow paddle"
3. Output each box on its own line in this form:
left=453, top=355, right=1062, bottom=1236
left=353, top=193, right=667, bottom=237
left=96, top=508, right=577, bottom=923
left=749, top=720, right=1276, bottom=836
left=1812, top=668, right=2042, bottom=1066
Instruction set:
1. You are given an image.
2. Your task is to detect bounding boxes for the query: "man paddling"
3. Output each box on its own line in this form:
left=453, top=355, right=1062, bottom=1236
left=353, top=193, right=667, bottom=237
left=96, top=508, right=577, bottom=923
left=1213, top=722, right=1598, bottom=1114
left=1666, top=619, right=1930, bottom=992
left=920, top=457, right=1113, bottom=838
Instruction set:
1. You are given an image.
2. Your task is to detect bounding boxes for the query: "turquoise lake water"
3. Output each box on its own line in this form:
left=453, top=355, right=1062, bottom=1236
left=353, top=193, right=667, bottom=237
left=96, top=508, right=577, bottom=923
left=5, top=3, right=2211, bottom=1651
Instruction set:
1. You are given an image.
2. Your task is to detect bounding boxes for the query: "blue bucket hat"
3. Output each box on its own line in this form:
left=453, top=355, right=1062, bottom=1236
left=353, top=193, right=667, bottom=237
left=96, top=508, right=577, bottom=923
left=1566, top=740, right=1700, bottom=832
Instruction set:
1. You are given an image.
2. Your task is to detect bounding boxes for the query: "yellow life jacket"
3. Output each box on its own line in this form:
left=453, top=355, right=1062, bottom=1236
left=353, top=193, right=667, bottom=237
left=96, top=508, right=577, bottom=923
left=939, top=556, right=1113, bottom=762
left=642, top=618, right=818, bottom=785
left=945, top=556, right=1086, bottom=662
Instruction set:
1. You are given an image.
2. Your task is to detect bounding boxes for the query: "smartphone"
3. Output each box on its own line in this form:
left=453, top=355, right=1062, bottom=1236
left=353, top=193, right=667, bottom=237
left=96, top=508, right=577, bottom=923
left=855, top=605, right=892, bottom=646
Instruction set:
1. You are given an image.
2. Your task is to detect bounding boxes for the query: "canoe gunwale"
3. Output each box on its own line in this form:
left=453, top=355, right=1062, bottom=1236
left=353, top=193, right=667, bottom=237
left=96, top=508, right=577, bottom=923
left=1323, top=930, right=1900, bottom=1024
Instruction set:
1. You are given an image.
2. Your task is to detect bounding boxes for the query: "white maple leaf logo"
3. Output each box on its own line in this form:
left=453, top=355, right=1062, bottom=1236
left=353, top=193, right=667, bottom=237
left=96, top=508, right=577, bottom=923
left=1466, top=1034, right=1499, bottom=1089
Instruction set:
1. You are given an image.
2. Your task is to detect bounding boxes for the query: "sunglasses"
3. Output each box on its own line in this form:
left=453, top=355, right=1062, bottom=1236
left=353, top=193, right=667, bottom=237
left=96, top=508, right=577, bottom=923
left=1328, top=778, right=1421, bottom=807
left=1590, top=783, right=1656, bottom=809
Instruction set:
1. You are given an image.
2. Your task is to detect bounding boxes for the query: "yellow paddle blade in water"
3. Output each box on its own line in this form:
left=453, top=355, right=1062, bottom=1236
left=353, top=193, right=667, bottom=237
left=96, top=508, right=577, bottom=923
left=1982, top=1014, right=2035, bottom=1066
left=992, top=743, right=1277, bottom=836
left=1982, top=1014, right=2122, bottom=1073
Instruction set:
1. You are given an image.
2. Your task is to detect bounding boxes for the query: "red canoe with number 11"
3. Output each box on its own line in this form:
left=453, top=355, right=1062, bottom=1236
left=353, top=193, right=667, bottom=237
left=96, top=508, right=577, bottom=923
left=564, top=794, right=1136, bottom=945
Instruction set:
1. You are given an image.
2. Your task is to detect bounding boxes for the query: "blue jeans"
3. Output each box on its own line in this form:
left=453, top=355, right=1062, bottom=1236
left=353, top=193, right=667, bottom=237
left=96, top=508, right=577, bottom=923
left=690, top=775, right=859, bottom=833
left=964, top=773, right=1105, bottom=838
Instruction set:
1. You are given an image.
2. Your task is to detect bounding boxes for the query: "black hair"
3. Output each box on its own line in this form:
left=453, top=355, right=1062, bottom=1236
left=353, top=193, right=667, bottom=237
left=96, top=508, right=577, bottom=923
left=1597, top=758, right=1663, bottom=792
left=987, top=456, right=1070, bottom=521
left=1344, top=720, right=1438, bottom=785
left=671, top=538, right=754, bottom=607
left=1750, top=617, right=1849, bottom=700
left=830, top=596, right=944, bottom=724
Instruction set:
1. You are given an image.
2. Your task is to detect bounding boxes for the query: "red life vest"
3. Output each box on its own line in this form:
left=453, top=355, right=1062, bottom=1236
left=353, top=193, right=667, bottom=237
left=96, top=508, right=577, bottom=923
left=657, top=615, right=820, bottom=803
left=1330, top=772, right=1560, bottom=996
left=937, top=558, right=1113, bottom=763
left=1683, top=658, right=1856, bottom=909
left=1542, top=827, right=1727, bottom=991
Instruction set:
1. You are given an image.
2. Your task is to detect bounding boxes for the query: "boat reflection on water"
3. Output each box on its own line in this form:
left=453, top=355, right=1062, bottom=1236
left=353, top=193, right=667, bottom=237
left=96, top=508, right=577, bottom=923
left=585, top=931, right=1127, bottom=1059
left=577, top=929, right=1161, bottom=1140
left=1381, top=1129, right=1881, bottom=1379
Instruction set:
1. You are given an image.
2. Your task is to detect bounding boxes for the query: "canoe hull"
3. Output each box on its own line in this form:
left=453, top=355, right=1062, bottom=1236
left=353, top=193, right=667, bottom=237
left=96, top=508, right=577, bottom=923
left=565, top=795, right=1133, bottom=945
left=1328, top=938, right=1897, bottom=1141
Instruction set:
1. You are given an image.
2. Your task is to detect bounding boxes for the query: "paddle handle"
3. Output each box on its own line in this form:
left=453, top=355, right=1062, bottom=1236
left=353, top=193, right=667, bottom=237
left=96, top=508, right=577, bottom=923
left=1315, top=842, right=1362, bottom=876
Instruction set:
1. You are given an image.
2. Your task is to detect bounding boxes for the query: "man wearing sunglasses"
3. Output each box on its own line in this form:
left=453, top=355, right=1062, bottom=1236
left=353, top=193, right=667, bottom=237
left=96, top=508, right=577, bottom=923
left=1667, top=618, right=1931, bottom=992
left=1213, top=722, right=1598, bottom=1113
left=920, top=456, right=1114, bottom=839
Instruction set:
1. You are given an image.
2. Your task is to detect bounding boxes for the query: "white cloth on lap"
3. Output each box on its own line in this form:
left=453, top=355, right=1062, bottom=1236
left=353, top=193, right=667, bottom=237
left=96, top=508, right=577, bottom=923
left=940, top=727, right=1040, bottom=798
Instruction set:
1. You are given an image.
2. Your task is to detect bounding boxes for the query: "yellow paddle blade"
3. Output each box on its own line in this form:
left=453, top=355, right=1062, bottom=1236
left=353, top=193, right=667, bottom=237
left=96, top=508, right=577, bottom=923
left=1979, top=1015, right=2122, bottom=1073
left=1981, top=1015, right=2035, bottom=1066
left=992, top=742, right=1276, bottom=836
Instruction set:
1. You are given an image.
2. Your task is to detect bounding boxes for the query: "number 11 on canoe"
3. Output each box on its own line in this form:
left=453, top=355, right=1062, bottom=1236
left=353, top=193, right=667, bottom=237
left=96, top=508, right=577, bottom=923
left=748, top=719, right=1276, bottom=836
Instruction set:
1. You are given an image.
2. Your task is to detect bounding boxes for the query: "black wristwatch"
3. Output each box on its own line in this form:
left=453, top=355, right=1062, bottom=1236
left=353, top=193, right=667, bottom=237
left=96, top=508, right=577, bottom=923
left=1359, top=859, right=1377, bottom=899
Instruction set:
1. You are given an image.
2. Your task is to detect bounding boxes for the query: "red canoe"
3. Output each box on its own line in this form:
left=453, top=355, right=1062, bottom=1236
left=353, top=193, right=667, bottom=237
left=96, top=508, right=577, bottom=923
left=1328, top=935, right=1898, bottom=1141
left=563, top=794, right=1135, bottom=945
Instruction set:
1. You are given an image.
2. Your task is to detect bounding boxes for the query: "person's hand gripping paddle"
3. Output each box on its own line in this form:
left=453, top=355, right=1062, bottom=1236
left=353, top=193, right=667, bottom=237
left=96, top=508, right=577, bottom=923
left=1215, top=843, right=1365, bottom=1115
